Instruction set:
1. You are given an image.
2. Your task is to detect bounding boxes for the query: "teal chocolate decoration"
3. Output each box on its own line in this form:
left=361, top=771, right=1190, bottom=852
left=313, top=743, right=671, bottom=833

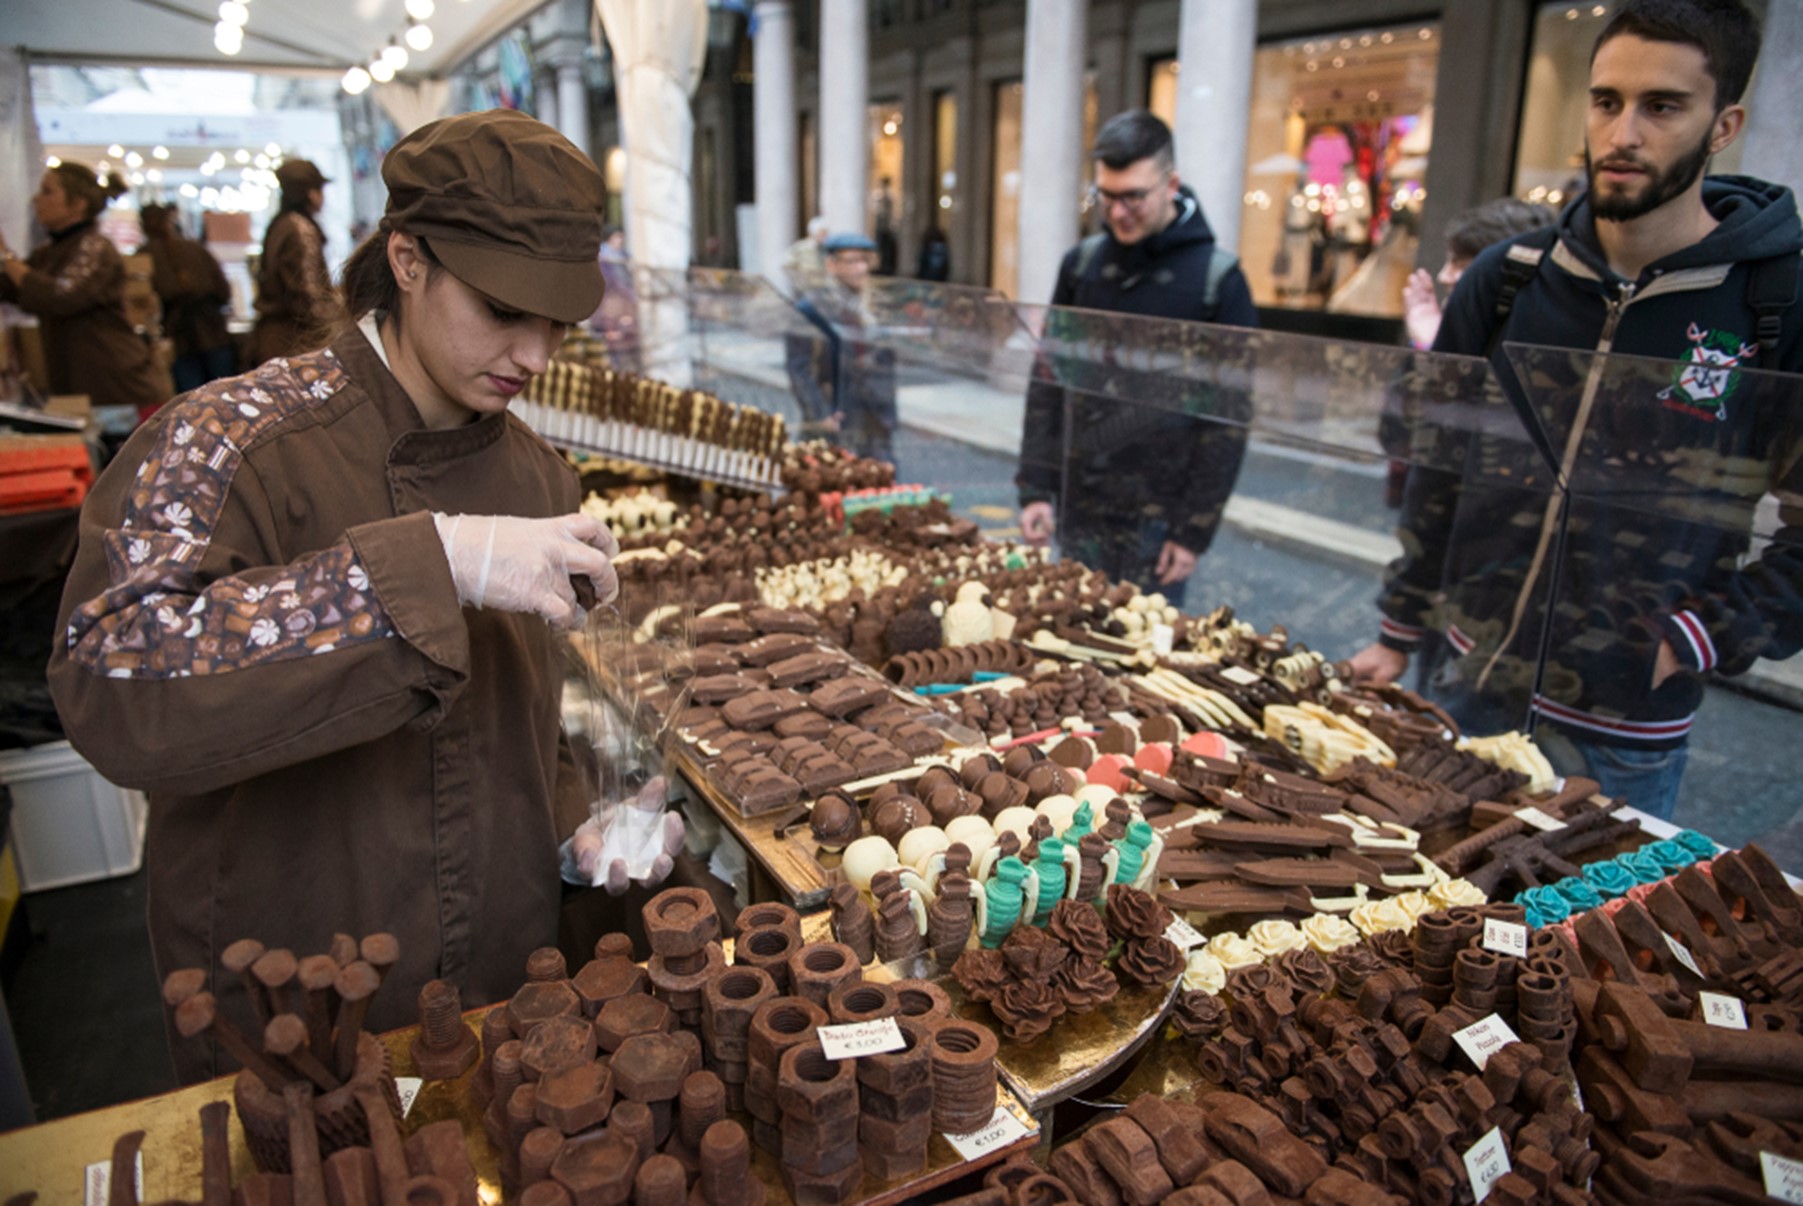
left=981, top=856, right=1029, bottom=948
left=1113, top=820, right=1154, bottom=885
left=1672, top=829, right=1717, bottom=860
left=1616, top=848, right=1667, bottom=885
left=1030, top=838, right=1068, bottom=926
left=1553, top=878, right=1604, bottom=912
left=1581, top=860, right=1636, bottom=900
left=1064, top=802, right=1095, bottom=842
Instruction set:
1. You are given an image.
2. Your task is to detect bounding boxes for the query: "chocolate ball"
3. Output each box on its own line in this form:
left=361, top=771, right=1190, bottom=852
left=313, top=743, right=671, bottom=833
left=810, top=791, right=861, bottom=849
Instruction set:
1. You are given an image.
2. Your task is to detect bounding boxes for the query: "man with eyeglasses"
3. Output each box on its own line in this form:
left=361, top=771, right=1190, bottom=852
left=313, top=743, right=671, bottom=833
left=1016, top=110, right=1259, bottom=607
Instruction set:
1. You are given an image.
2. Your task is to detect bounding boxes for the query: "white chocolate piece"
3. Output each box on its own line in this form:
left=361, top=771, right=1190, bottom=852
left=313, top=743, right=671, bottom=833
left=1034, top=794, right=1079, bottom=835
left=943, top=815, right=996, bottom=863
left=992, top=806, right=1037, bottom=845
left=898, top=826, right=950, bottom=874
left=841, top=836, right=900, bottom=895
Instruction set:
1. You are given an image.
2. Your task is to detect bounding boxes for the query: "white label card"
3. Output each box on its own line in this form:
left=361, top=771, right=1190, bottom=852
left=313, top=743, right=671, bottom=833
left=1664, top=932, right=1703, bottom=977
left=944, top=1106, right=1034, bottom=1160
left=1151, top=624, right=1175, bottom=655
left=1765, top=1152, right=1803, bottom=1204
left=1452, top=1013, right=1522, bottom=1071
left=396, top=1077, right=423, bottom=1119
left=1220, top=665, right=1262, bottom=687
left=1165, top=916, right=1206, bottom=951
left=85, top=1152, right=143, bottom=1206
left=1462, top=1126, right=1511, bottom=1203
left=817, top=1017, right=906, bottom=1060
left=1700, top=991, right=1748, bottom=1030
left=1514, top=806, right=1566, bottom=833
left=1482, top=917, right=1528, bottom=959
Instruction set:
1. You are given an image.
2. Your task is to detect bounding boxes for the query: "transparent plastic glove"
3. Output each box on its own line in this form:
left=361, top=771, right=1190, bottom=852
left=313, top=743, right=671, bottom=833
left=432, top=512, right=619, bottom=631
left=563, top=776, right=686, bottom=894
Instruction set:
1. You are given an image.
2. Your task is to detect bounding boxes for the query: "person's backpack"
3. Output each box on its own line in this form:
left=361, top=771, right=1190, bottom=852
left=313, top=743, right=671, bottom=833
left=1071, top=233, right=1238, bottom=317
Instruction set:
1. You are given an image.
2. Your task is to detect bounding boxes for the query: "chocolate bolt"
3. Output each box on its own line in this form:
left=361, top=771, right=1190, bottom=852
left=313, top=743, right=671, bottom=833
left=526, top=948, right=569, bottom=984
left=333, top=961, right=382, bottom=1082
left=284, top=1082, right=328, bottom=1206
left=200, top=1100, right=231, bottom=1206
left=266, top=1014, right=342, bottom=1093
left=162, top=968, right=208, bottom=1011
left=360, top=934, right=401, bottom=985
left=296, top=955, right=340, bottom=1069
left=697, top=1121, right=752, bottom=1206
left=329, top=933, right=359, bottom=969
left=353, top=1078, right=411, bottom=1206
left=411, top=979, right=478, bottom=1081
left=221, top=938, right=270, bottom=1026
left=175, top=992, right=289, bottom=1092
left=252, top=949, right=300, bottom=1019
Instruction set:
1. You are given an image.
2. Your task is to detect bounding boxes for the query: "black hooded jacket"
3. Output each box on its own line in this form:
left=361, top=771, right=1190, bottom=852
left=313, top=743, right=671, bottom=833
left=1017, top=186, right=1259, bottom=554
left=1380, top=176, right=1803, bottom=747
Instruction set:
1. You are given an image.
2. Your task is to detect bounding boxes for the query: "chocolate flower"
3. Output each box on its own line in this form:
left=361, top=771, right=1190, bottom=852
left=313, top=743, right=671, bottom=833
left=1581, top=859, right=1636, bottom=900
left=1273, top=948, right=1336, bottom=999
left=1105, top=884, right=1173, bottom=942
left=1001, top=924, right=1069, bottom=980
left=1553, top=878, right=1604, bottom=913
left=1368, top=929, right=1416, bottom=968
left=1672, top=829, right=1717, bottom=860
left=1048, top=899, right=1110, bottom=962
left=1116, top=935, right=1186, bottom=988
left=1224, top=963, right=1275, bottom=1001
left=1329, top=945, right=1389, bottom=997
left=1643, top=840, right=1693, bottom=874
left=1171, top=990, right=1227, bottom=1040
left=992, top=978, right=1067, bottom=1043
left=1616, top=849, right=1667, bottom=886
left=952, top=948, right=1013, bottom=1004
left=1052, top=955, right=1120, bottom=1014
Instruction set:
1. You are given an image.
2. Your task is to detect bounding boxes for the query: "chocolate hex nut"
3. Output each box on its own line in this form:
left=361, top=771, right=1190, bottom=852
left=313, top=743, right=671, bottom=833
left=735, top=902, right=803, bottom=941
left=776, top=1041, right=859, bottom=1124
left=777, top=1133, right=861, bottom=1178
left=857, top=1110, right=932, bottom=1153
left=702, top=966, right=778, bottom=1043
left=855, top=1017, right=934, bottom=1095
left=520, top=1014, right=598, bottom=1082
left=891, top=979, right=953, bottom=1022
left=747, top=996, right=829, bottom=1071
left=786, top=942, right=861, bottom=1009
left=535, top=1061, right=614, bottom=1135
left=642, top=889, right=720, bottom=959
left=780, top=1157, right=863, bottom=1202
left=570, top=958, right=647, bottom=1019
left=827, top=981, right=898, bottom=1026
left=780, top=1111, right=860, bottom=1152
left=859, top=1143, right=927, bottom=1183
left=508, top=981, right=582, bottom=1039
left=594, top=993, right=675, bottom=1053
left=857, top=1081, right=933, bottom=1123
left=612, top=1032, right=701, bottom=1104
left=550, top=1132, right=639, bottom=1206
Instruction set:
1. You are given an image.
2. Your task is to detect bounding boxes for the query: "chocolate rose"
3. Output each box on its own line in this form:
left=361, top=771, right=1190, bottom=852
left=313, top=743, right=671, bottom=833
left=1273, top=948, right=1336, bottom=999
left=1581, top=860, right=1636, bottom=901
left=952, top=948, right=1013, bottom=1005
left=1116, top=935, right=1186, bottom=988
left=1001, top=924, right=1069, bottom=981
left=1052, top=955, right=1121, bottom=1014
left=1105, top=884, right=1173, bottom=943
left=1329, top=944, right=1390, bottom=997
left=992, top=978, right=1067, bottom=1043
left=1224, top=963, right=1276, bottom=1001
left=1048, top=899, right=1110, bottom=963
left=1368, top=929, right=1416, bottom=968
left=1171, top=990, right=1227, bottom=1040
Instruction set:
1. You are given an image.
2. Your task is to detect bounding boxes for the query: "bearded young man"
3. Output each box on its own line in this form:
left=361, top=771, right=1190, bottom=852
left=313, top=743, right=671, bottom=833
left=1347, top=0, right=1803, bottom=819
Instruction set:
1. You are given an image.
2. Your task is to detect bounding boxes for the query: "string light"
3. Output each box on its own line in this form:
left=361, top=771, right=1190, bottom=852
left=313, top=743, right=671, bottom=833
left=404, top=0, right=434, bottom=19
left=342, top=65, right=372, bottom=94
left=405, top=23, right=433, bottom=51
left=369, top=56, right=395, bottom=83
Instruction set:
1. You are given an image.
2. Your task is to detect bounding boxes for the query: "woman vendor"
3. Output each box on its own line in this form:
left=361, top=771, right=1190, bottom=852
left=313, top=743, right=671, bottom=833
left=0, top=163, right=166, bottom=422
left=247, top=157, right=343, bottom=365
left=49, top=111, right=633, bottom=1082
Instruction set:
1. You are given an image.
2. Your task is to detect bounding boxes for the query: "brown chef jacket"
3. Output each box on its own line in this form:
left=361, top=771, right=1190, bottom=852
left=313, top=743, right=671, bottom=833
left=0, top=221, right=166, bottom=414
left=49, top=325, right=585, bottom=1082
left=248, top=209, right=341, bottom=365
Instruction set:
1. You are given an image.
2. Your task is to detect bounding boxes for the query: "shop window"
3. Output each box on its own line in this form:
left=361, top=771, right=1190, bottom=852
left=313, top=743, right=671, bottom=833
left=1148, top=56, right=1177, bottom=128
left=799, top=110, right=818, bottom=230
left=1238, top=22, right=1439, bottom=317
left=933, top=89, right=958, bottom=219
left=868, top=102, right=904, bottom=275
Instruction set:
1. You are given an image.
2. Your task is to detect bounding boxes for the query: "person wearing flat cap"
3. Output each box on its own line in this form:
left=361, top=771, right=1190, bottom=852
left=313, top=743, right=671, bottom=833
left=248, top=157, right=343, bottom=365
left=49, top=110, right=677, bottom=1082
left=785, top=230, right=898, bottom=462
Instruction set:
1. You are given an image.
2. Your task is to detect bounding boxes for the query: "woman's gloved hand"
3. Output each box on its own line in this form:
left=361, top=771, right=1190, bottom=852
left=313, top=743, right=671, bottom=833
left=563, top=776, right=687, bottom=894
left=432, top=512, right=619, bottom=630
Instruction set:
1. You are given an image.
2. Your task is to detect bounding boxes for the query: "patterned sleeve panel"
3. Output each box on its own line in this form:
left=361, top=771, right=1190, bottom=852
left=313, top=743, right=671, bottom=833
left=62, top=351, right=399, bottom=680
left=17, top=230, right=123, bottom=318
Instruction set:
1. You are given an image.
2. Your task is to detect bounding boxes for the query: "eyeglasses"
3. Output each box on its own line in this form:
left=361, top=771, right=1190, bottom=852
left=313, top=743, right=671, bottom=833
left=1087, top=176, right=1168, bottom=212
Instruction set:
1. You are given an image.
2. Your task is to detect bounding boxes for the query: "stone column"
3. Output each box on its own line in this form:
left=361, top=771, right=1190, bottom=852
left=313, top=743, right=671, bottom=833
left=753, top=0, right=799, bottom=281
left=1742, top=0, right=1803, bottom=200
left=1016, top=0, right=1086, bottom=304
left=817, top=0, right=869, bottom=236
left=536, top=71, right=560, bottom=133
left=1174, top=0, right=1255, bottom=253
left=557, top=60, right=590, bottom=159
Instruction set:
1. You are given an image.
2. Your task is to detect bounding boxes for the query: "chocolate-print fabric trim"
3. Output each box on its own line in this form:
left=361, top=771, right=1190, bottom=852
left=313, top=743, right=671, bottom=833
left=65, top=351, right=399, bottom=679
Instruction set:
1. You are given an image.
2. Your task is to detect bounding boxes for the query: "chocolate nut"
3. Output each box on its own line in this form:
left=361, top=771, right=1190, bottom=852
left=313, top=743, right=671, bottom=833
left=747, top=996, right=829, bottom=1071
left=857, top=1110, right=932, bottom=1154
left=776, top=1041, right=859, bottom=1124
left=890, top=979, right=952, bottom=1021
left=519, top=1014, right=597, bottom=1083
left=550, top=1131, right=638, bottom=1206
left=735, top=927, right=801, bottom=993
left=736, top=902, right=803, bottom=943
left=858, top=1081, right=934, bottom=1124
left=570, top=958, right=647, bottom=1018
left=593, top=994, right=674, bottom=1055
left=612, top=1031, right=701, bottom=1103
left=827, top=981, right=898, bottom=1026
left=534, top=1062, right=614, bottom=1135
left=859, top=1143, right=927, bottom=1183
left=780, top=1111, right=859, bottom=1153
left=787, top=943, right=861, bottom=1009
left=856, top=1017, right=934, bottom=1096
left=778, top=1133, right=861, bottom=1178
left=642, top=888, right=721, bottom=959
left=703, top=966, right=778, bottom=1048
left=508, top=981, right=582, bottom=1039
left=648, top=942, right=726, bottom=1013
left=928, top=1019, right=998, bottom=1135
left=779, top=1155, right=863, bottom=1201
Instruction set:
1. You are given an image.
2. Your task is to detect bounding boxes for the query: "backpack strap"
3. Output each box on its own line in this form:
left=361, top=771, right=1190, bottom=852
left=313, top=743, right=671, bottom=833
left=1203, top=249, right=1239, bottom=316
left=1483, top=232, right=1556, bottom=357
left=1072, top=233, right=1108, bottom=280
left=1745, top=251, right=1799, bottom=368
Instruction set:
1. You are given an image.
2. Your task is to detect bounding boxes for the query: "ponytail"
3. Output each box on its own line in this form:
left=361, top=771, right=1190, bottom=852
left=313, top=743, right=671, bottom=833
left=336, top=226, right=440, bottom=335
left=50, top=161, right=127, bottom=222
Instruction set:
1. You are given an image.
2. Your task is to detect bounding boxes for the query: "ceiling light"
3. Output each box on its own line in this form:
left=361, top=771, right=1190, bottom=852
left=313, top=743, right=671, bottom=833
left=219, top=1, right=248, bottom=27
left=125, top=151, right=144, bottom=167
left=179, top=183, right=199, bottom=198
left=382, top=43, right=408, bottom=70
left=107, top=144, right=125, bottom=158
left=214, top=22, right=243, bottom=54
left=152, top=145, right=170, bottom=160
left=405, top=0, right=434, bottom=19
left=405, top=23, right=433, bottom=50
left=369, top=57, right=395, bottom=82
left=254, top=153, right=270, bottom=168
left=130, top=171, right=145, bottom=185
left=200, top=162, right=217, bottom=176
left=234, top=149, right=250, bottom=163
left=342, top=65, right=371, bottom=94
left=46, top=155, right=61, bottom=167
left=265, top=142, right=281, bottom=156
left=146, top=168, right=163, bottom=183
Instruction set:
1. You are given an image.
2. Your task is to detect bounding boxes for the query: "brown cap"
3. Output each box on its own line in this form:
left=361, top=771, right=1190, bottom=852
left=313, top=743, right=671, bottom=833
left=275, top=158, right=329, bottom=190
left=381, top=109, right=605, bottom=324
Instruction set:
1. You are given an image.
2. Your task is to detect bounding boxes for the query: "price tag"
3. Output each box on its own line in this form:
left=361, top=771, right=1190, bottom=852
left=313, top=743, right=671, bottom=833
left=396, top=1077, right=423, bottom=1119
left=1664, top=932, right=1702, bottom=977
left=944, top=1106, right=1034, bottom=1160
left=1452, top=1013, right=1522, bottom=1071
left=85, top=1152, right=143, bottom=1206
left=1700, top=991, right=1748, bottom=1030
left=817, top=1017, right=906, bottom=1060
left=1513, top=806, right=1566, bottom=833
left=1165, top=916, right=1205, bottom=951
left=1764, top=1151, right=1803, bottom=1203
left=1151, top=623, right=1175, bottom=655
left=1462, top=1126, right=1511, bottom=1203
left=1482, top=917, right=1529, bottom=959
left=1220, top=665, right=1262, bottom=687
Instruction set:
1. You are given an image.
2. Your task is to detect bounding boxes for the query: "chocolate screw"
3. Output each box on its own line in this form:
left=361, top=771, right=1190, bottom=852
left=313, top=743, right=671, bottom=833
left=329, top=933, right=359, bottom=968
left=175, top=992, right=289, bottom=1092
left=351, top=1078, right=410, bottom=1206
left=284, top=1082, right=328, bottom=1206
left=265, top=1014, right=342, bottom=1092
left=107, top=1130, right=144, bottom=1206
left=333, top=961, right=382, bottom=1082
left=220, top=938, right=270, bottom=1026
left=296, top=955, right=340, bottom=1069
left=199, top=1100, right=231, bottom=1206
left=162, top=968, right=208, bottom=1010
left=251, top=948, right=299, bottom=1018
left=359, top=933, right=400, bottom=985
